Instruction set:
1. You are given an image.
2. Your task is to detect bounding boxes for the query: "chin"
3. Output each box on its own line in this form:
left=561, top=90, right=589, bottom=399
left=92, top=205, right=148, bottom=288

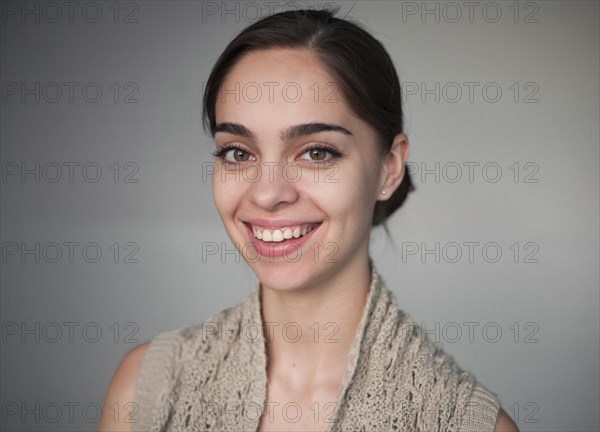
left=247, top=257, right=327, bottom=292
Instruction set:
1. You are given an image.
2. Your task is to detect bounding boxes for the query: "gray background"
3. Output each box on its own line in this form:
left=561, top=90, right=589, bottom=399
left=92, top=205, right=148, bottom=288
left=1, top=0, right=598, bottom=430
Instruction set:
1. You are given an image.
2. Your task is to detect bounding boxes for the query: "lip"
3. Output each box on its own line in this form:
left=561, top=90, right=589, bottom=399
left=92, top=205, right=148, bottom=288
left=244, top=218, right=321, bottom=229
left=242, top=221, right=322, bottom=259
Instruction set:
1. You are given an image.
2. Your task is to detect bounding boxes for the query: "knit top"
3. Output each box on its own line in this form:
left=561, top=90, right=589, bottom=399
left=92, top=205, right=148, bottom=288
left=133, top=265, right=501, bottom=431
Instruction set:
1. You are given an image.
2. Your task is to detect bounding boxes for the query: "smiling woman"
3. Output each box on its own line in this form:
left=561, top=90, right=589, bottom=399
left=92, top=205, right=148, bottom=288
left=99, top=7, right=518, bottom=432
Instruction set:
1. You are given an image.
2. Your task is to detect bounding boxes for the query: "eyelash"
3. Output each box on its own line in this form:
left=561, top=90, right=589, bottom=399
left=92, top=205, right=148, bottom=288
left=211, top=144, right=343, bottom=165
left=210, top=144, right=248, bottom=162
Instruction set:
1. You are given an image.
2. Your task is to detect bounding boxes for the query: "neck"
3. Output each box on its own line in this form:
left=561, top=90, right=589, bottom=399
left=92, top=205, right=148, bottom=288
left=260, top=252, right=373, bottom=390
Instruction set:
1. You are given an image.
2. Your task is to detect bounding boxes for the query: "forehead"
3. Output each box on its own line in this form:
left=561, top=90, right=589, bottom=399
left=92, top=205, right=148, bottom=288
left=215, top=48, right=357, bottom=132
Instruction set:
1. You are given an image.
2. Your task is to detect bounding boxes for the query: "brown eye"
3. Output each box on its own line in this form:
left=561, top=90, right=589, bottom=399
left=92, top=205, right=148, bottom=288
left=232, top=149, right=250, bottom=161
left=211, top=145, right=256, bottom=163
left=299, top=145, right=341, bottom=163
left=309, top=148, right=327, bottom=161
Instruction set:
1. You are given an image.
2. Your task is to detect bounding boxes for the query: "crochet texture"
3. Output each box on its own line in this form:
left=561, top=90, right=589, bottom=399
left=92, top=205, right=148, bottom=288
left=133, top=266, right=500, bottom=431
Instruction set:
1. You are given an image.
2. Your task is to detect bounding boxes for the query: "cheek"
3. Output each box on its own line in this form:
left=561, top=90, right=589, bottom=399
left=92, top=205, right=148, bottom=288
left=212, top=167, right=243, bottom=221
left=303, top=161, right=376, bottom=223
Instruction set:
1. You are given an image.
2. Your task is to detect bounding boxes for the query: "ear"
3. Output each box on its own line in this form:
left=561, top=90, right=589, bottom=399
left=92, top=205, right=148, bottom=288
left=378, top=133, right=409, bottom=201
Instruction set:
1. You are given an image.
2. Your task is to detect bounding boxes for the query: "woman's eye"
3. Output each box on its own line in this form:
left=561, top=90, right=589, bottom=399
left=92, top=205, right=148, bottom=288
left=300, top=147, right=336, bottom=162
left=228, top=148, right=251, bottom=162
left=212, top=146, right=255, bottom=163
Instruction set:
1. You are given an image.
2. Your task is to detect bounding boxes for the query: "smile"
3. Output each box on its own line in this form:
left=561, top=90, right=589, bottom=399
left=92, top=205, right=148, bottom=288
left=250, top=223, right=320, bottom=243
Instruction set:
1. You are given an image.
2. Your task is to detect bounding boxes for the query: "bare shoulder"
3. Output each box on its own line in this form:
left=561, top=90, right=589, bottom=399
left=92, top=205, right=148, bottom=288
left=494, top=408, right=519, bottom=432
left=98, top=342, right=151, bottom=432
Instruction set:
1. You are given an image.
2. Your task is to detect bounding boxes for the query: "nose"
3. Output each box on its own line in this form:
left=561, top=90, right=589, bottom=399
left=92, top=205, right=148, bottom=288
left=246, top=161, right=299, bottom=210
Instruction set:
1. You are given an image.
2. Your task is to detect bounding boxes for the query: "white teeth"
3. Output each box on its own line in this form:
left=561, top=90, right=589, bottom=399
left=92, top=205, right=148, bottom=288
left=272, top=230, right=284, bottom=241
left=251, top=224, right=318, bottom=242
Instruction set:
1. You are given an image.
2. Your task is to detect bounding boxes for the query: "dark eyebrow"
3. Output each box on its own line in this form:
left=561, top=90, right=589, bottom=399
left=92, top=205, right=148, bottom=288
left=213, top=122, right=353, bottom=140
left=214, top=122, right=253, bottom=138
left=281, top=123, right=353, bottom=141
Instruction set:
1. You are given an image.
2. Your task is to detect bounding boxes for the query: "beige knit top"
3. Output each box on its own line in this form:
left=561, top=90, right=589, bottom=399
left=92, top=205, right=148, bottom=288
left=133, top=265, right=501, bottom=431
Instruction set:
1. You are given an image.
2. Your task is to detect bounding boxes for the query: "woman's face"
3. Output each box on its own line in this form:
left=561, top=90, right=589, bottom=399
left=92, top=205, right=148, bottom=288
left=212, top=48, right=389, bottom=291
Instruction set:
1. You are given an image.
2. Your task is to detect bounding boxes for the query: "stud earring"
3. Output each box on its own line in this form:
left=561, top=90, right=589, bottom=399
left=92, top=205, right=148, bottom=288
left=381, top=189, right=387, bottom=195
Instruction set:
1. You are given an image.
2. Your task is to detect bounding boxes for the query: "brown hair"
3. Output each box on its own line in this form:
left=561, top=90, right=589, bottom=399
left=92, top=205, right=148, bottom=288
left=202, top=7, right=415, bottom=227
